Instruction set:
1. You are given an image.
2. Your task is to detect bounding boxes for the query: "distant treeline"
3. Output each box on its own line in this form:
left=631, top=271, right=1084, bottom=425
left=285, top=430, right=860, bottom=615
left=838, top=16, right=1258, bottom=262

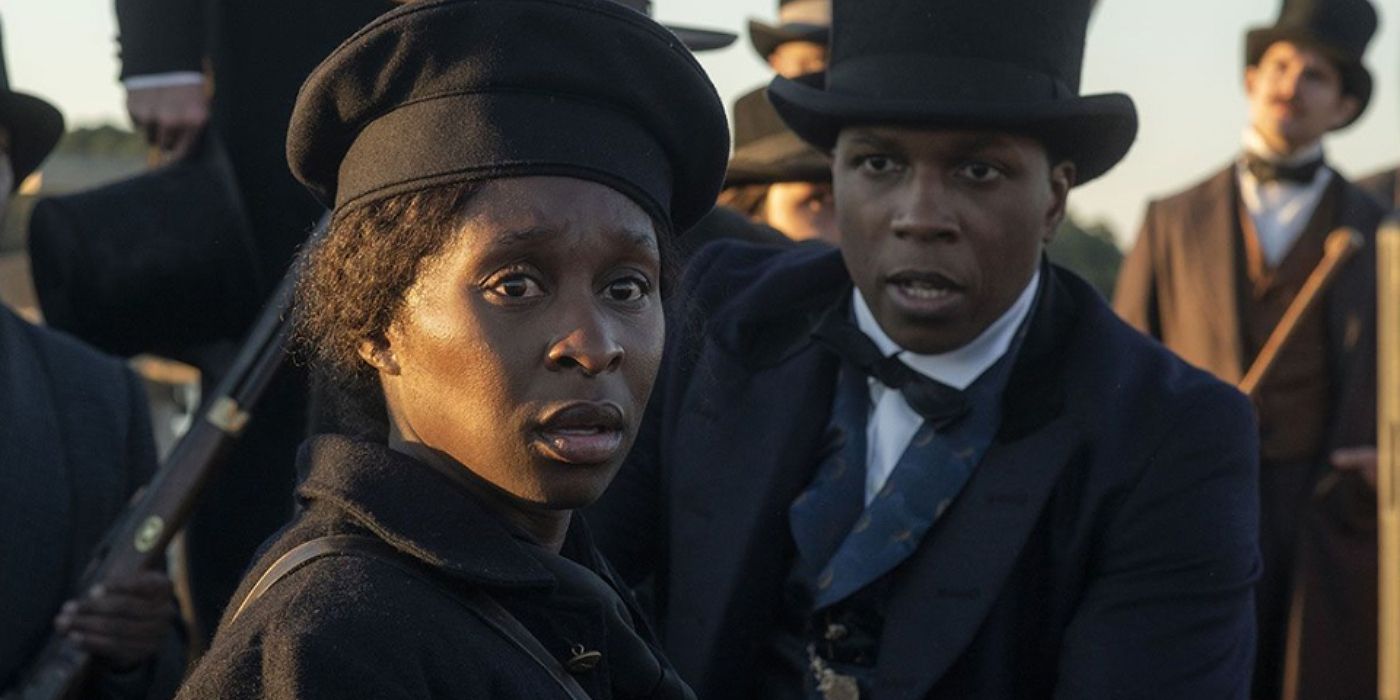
left=53, top=125, right=147, bottom=159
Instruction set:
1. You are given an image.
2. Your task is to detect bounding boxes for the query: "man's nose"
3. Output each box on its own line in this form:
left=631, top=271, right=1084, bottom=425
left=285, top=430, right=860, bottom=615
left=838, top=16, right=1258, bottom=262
left=891, top=172, right=959, bottom=243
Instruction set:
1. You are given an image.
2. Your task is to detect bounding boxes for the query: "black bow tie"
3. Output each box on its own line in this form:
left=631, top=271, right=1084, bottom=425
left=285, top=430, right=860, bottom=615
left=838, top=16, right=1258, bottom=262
left=1244, top=153, right=1325, bottom=185
left=812, top=308, right=969, bottom=430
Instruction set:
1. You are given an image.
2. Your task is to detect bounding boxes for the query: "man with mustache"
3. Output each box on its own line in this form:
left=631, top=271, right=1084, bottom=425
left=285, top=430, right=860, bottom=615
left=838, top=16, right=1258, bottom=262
left=1114, top=1, right=1383, bottom=697
left=591, top=0, right=1260, bottom=696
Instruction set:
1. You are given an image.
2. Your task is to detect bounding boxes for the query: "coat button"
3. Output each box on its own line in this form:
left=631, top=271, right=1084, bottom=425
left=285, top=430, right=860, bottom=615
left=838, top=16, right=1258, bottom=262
left=566, top=644, right=603, bottom=673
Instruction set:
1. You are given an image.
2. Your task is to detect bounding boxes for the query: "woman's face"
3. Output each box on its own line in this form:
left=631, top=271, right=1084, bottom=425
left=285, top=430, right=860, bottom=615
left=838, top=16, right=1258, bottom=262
left=370, top=176, right=664, bottom=512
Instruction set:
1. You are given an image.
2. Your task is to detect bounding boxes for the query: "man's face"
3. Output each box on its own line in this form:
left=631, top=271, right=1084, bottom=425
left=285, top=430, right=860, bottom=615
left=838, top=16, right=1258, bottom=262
left=832, top=126, right=1072, bottom=354
left=1245, top=41, right=1359, bottom=154
left=768, top=40, right=827, bottom=79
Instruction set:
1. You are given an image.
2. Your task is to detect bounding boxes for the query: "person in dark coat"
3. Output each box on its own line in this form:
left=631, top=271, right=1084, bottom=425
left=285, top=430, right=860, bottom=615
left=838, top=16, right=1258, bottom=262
left=113, top=0, right=399, bottom=643
left=1358, top=164, right=1399, bottom=209
left=176, top=0, right=728, bottom=696
left=0, top=32, right=179, bottom=697
left=587, top=0, right=1260, bottom=697
left=1113, top=1, right=1382, bottom=697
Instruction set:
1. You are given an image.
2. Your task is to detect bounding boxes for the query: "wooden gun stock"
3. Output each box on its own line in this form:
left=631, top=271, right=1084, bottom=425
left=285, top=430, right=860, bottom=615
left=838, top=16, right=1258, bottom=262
left=3, top=261, right=300, bottom=700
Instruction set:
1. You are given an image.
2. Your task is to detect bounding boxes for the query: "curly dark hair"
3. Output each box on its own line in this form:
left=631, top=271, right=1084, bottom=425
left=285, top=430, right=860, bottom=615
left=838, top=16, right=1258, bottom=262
left=293, top=181, right=677, bottom=438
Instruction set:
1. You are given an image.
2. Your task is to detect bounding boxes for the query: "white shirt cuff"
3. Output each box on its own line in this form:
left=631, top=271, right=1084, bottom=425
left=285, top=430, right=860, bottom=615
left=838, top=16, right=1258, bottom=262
left=123, top=72, right=204, bottom=90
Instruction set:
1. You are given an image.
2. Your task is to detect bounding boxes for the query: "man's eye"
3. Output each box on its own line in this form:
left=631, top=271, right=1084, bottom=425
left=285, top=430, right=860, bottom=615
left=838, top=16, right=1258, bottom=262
left=604, top=277, right=650, bottom=303
left=489, top=275, right=545, bottom=299
left=957, top=162, right=1004, bottom=183
left=856, top=155, right=901, bottom=175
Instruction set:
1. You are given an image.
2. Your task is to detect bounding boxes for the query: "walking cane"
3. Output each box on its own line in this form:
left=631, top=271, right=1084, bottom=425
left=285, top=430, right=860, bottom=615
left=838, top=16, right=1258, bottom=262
left=1238, top=227, right=1364, bottom=398
left=1378, top=214, right=1400, bottom=699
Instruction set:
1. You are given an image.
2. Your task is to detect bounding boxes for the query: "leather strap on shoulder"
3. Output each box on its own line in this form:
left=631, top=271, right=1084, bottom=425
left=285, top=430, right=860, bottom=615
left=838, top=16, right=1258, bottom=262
left=229, top=534, right=590, bottom=700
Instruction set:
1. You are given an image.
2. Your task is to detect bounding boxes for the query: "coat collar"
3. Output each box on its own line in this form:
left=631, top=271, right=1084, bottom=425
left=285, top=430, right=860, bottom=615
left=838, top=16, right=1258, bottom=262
left=296, top=434, right=556, bottom=589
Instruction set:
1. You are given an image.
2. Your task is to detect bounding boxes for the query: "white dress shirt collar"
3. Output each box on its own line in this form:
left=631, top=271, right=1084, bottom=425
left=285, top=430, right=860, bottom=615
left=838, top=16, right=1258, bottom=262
left=851, top=269, right=1041, bottom=390
left=1237, top=129, right=1333, bottom=267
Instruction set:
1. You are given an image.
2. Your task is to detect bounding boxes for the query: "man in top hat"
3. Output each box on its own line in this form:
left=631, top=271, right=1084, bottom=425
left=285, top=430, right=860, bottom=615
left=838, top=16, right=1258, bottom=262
left=1113, top=1, right=1383, bottom=697
left=0, top=21, right=180, bottom=697
left=589, top=0, right=1260, bottom=697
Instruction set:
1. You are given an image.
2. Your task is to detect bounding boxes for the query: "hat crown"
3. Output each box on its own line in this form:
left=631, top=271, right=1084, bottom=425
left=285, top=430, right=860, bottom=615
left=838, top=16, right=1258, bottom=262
left=1268, top=0, right=1377, bottom=59
left=829, top=0, right=1094, bottom=97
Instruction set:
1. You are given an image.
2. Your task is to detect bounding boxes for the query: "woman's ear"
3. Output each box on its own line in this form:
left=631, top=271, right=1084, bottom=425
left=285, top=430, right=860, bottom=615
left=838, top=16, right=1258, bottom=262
left=357, top=334, right=402, bottom=375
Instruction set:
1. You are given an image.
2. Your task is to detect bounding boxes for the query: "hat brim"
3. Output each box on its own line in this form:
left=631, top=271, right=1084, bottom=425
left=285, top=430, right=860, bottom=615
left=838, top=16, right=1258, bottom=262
left=1244, top=27, right=1372, bottom=129
left=748, top=20, right=828, bottom=59
left=725, top=132, right=832, bottom=186
left=667, top=24, right=738, bottom=52
left=0, top=91, right=63, bottom=190
left=768, top=73, right=1138, bottom=186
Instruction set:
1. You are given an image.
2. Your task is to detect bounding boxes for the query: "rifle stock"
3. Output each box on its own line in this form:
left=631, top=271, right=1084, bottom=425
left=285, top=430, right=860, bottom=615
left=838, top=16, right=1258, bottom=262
left=3, top=252, right=303, bottom=700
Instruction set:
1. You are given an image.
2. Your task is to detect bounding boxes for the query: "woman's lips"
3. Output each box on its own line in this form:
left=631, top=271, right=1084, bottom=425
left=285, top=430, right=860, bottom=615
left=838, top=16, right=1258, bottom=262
left=533, top=402, right=626, bottom=465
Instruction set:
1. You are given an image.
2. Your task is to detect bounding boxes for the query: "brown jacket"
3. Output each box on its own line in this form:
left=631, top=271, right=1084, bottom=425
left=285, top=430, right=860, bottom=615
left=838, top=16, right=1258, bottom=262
left=1113, top=164, right=1385, bottom=700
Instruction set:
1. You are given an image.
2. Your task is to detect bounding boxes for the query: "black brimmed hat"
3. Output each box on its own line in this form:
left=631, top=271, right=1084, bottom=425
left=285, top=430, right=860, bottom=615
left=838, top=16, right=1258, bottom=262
left=749, top=0, right=829, bottom=60
left=767, top=0, right=1137, bottom=185
left=726, top=87, right=829, bottom=187
left=1245, top=0, right=1377, bottom=128
left=0, top=23, right=63, bottom=190
left=288, top=0, right=730, bottom=233
left=610, top=0, right=737, bottom=52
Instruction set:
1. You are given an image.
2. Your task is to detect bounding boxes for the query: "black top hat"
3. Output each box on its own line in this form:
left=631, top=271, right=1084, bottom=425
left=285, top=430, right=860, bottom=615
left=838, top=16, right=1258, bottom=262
left=726, top=87, right=829, bottom=187
left=288, top=0, right=730, bottom=233
left=0, top=22, right=63, bottom=190
left=1245, top=0, right=1377, bottom=128
left=749, top=0, right=829, bottom=60
left=767, top=0, right=1137, bottom=185
left=610, top=0, right=737, bottom=52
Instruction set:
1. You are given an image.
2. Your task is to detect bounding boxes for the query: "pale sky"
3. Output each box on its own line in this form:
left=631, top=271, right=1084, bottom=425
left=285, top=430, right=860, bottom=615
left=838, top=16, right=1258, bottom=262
left=5, top=0, right=1399, bottom=245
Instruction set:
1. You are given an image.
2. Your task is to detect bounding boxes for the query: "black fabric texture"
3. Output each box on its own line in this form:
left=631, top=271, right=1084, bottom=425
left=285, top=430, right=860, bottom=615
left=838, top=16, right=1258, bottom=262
left=286, top=0, right=729, bottom=233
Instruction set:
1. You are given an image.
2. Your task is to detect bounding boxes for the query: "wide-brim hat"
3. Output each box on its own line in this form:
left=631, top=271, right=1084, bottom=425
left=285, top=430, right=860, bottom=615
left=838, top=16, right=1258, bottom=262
left=288, top=0, right=730, bottom=234
left=768, top=0, right=1137, bottom=186
left=607, top=0, right=736, bottom=52
left=1244, top=0, right=1377, bottom=129
left=726, top=87, right=829, bottom=186
left=0, top=91, right=62, bottom=189
left=749, top=0, right=829, bottom=59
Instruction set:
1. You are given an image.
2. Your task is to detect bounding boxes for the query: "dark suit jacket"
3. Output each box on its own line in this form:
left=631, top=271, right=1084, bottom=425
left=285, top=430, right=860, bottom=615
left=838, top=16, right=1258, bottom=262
left=591, top=242, right=1261, bottom=699
left=0, top=307, right=160, bottom=697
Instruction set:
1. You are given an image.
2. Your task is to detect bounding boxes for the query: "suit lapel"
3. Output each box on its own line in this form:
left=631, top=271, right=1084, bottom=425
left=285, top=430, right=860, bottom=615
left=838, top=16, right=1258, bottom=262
left=1188, top=167, right=1247, bottom=382
left=873, top=265, right=1084, bottom=698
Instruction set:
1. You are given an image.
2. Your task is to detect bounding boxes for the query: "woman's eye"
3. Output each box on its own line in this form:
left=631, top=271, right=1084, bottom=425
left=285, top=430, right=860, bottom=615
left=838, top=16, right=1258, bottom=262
left=489, top=275, right=545, bottom=299
left=957, top=162, right=1004, bottom=183
left=856, top=155, right=901, bottom=175
left=604, top=277, right=650, bottom=303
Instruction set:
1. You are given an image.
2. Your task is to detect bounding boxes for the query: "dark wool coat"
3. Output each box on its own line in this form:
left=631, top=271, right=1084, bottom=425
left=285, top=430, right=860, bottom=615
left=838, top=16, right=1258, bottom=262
left=112, top=0, right=395, bottom=639
left=588, top=242, right=1262, bottom=699
left=178, top=435, right=693, bottom=700
left=0, top=307, right=164, bottom=698
left=1113, top=165, right=1385, bottom=700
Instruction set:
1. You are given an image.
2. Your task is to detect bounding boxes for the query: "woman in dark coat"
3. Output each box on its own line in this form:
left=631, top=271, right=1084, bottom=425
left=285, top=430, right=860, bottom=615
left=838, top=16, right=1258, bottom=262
left=175, top=0, right=729, bottom=697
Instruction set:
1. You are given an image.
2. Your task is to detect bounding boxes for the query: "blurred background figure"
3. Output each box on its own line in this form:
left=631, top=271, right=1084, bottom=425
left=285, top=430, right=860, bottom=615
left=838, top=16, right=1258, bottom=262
left=718, top=91, right=835, bottom=243
left=1113, top=0, right=1384, bottom=697
left=113, top=0, right=397, bottom=647
left=0, top=19, right=180, bottom=698
left=748, top=0, right=828, bottom=79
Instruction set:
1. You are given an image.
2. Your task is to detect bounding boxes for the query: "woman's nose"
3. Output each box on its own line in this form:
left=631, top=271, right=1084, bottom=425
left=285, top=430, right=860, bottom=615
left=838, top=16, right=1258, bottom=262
left=546, top=309, right=625, bottom=376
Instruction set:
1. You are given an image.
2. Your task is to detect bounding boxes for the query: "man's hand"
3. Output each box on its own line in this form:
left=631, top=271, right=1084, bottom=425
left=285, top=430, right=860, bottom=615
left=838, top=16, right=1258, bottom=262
left=126, top=82, right=210, bottom=161
left=1331, top=446, right=1378, bottom=490
left=54, top=571, right=176, bottom=670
